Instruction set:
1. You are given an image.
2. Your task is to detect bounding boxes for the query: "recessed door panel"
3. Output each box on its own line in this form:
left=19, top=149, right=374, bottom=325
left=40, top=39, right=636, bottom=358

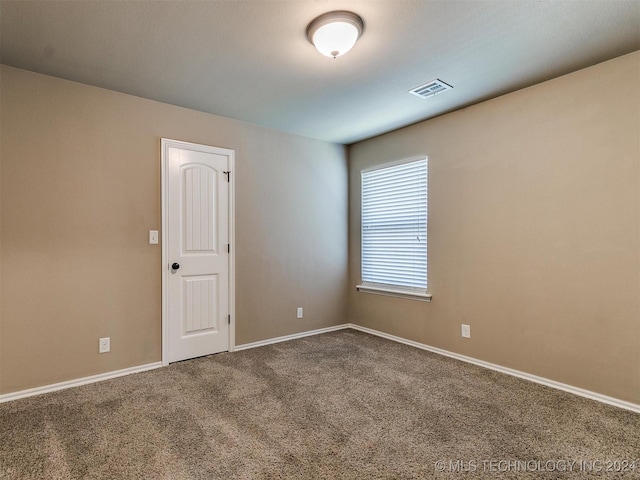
left=183, top=275, right=218, bottom=335
left=183, top=166, right=217, bottom=254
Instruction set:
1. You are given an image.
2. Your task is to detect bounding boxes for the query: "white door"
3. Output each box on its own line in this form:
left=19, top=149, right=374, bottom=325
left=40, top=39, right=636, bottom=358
left=163, top=139, right=233, bottom=363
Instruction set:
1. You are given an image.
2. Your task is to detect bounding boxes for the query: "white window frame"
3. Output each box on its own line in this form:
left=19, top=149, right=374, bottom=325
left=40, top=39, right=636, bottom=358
left=357, top=156, right=432, bottom=302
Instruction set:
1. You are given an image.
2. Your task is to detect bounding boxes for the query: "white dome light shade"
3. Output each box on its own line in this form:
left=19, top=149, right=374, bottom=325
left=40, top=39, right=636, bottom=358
left=307, top=11, right=363, bottom=58
left=312, top=22, right=359, bottom=58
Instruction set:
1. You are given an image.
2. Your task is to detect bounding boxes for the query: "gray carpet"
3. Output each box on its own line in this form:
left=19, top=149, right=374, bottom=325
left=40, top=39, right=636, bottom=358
left=1, top=329, right=639, bottom=479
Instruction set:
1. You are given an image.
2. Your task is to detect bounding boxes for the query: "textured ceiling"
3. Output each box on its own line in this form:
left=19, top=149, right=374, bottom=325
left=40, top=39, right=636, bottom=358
left=1, top=1, right=639, bottom=144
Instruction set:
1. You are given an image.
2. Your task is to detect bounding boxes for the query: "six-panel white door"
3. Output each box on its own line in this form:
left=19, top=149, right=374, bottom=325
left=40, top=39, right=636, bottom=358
left=165, top=141, right=231, bottom=362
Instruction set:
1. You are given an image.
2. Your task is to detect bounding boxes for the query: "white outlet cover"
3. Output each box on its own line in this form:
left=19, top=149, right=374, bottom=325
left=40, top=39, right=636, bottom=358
left=99, top=337, right=110, bottom=353
left=296, top=307, right=303, bottom=319
left=461, top=324, right=471, bottom=338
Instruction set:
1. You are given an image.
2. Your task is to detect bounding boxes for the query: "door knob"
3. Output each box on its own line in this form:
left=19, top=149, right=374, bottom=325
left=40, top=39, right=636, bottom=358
left=171, top=263, right=180, bottom=270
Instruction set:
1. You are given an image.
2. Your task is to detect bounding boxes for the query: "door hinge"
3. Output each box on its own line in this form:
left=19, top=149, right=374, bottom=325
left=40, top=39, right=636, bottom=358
left=228, top=314, right=231, bottom=324
left=223, top=171, right=230, bottom=182
left=227, top=243, right=230, bottom=253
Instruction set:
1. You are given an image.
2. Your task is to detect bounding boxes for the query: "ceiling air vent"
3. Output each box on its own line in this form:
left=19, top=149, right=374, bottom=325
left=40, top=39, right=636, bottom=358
left=408, top=79, right=453, bottom=99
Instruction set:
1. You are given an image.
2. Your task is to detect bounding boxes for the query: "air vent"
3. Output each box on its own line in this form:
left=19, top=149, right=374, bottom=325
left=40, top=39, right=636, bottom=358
left=408, top=79, right=453, bottom=99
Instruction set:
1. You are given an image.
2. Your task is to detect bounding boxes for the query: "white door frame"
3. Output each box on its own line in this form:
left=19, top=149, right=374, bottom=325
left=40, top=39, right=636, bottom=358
left=161, top=138, right=236, bottom=366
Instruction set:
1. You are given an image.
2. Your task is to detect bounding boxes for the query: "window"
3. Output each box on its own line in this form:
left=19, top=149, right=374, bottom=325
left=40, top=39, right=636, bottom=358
left=357, top=157, right=431, bottom=301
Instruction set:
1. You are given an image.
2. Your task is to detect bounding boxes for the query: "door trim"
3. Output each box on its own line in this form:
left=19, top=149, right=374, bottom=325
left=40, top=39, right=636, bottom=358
left=161, top=138, right=235, bottom=366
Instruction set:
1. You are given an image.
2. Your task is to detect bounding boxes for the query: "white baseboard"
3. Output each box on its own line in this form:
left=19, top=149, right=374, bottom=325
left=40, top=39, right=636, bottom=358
left=0, top=362, right=163, bottom=404
left=3, top=325, right=637, bottom=414
left=234, top=324, right=350, bottom=351
left=1, top=325, right=350, bottom=403
left=346, top=323, right=640, bottom=414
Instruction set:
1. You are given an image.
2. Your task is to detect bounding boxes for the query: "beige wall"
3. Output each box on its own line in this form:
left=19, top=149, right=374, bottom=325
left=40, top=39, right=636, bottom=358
left=0, top=66, right=348, bottom=394
left=2, top=51, right=638, bottom=405
left=349, top=52, right=640, bottom=404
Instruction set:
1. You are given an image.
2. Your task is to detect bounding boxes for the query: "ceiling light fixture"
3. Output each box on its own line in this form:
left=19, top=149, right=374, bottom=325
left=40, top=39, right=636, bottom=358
left=306, top=11, right=364, bottom=58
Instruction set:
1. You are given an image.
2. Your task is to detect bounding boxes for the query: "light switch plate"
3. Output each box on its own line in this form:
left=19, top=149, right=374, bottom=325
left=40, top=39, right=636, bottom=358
left=149, top=230, right=159, bottom=244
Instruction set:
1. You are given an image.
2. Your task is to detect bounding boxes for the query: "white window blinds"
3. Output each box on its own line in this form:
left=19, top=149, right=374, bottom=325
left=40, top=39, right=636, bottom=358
left=361, top=157, right=428, bottom=291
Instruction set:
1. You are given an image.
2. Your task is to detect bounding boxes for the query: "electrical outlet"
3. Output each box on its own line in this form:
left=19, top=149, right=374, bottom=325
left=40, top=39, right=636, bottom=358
left=99, top=337, right=110, bottom=353
left=461, top=324, right=471, bottom=339
left=296, top=307, right=304, bottom=319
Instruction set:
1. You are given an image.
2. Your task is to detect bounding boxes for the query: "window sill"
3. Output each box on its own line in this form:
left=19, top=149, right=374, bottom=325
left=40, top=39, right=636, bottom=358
left=356, top=285, right=432, bottom=302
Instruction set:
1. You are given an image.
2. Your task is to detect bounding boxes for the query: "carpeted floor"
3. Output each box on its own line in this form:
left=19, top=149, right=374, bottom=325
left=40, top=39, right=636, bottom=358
left=1, top=329, right=639, bottom=479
